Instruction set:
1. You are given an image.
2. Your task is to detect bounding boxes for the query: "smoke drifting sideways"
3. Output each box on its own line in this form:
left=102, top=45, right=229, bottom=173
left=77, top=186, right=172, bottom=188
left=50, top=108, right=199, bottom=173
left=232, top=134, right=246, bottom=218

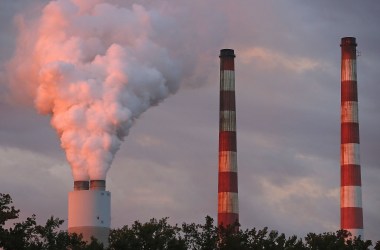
left=7, top=0, right=223, bottom=181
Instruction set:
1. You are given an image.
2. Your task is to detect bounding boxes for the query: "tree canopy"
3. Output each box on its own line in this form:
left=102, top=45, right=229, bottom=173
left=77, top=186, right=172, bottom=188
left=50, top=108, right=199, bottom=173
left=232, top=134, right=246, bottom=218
left=1, top=193, right=379, bottom=250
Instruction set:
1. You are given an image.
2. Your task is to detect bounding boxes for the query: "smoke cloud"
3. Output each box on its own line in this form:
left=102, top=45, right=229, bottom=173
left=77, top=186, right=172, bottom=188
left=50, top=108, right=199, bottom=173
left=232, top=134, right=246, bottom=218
left=8, top=0, right=224, bottom=181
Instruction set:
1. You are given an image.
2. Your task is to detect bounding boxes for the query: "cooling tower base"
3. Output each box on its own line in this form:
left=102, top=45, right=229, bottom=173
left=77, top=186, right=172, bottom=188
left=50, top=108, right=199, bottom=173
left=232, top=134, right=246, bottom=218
left=68, top=226, right=110, bottom=245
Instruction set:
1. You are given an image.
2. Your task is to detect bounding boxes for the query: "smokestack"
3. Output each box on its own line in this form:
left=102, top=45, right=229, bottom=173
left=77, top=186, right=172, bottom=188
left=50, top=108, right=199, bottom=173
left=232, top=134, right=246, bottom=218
left=340, top=37, right=363, bottom=238
left=74, top=181, right=89, bottom=190
left=90, top=180, right=106, bottom=191
left=68, top=180, right=111, bottom=246
left=218, top=49, right=239, bottom=227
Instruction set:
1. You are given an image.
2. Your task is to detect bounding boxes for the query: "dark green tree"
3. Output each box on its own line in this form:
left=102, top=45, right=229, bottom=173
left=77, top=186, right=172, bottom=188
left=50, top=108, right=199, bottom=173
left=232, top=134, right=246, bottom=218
left=217, top=223, right=250, bottom=250
left=305, top=230, right=372, bottom=250
left=1, top=193, right=378, bottom=250
left=182, top=216, right=218, bottom=250
left=0, top=194, right=19, bottom=226
left=182, top=217, right=306, bottom=250
left=109, top=217, right=186, bottom=250
left=242, top=227, right=305, bottom=250
left=375, top=241, right=380, bottom=250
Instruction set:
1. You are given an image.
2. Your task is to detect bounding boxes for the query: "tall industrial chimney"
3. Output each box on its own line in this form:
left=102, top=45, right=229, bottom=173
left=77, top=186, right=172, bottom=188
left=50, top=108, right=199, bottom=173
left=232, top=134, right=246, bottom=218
left=218, top=49, right=239, bottom=227
left=68, top=180, right=111, bottom=246
left=340, top=37, right=363, bottom=238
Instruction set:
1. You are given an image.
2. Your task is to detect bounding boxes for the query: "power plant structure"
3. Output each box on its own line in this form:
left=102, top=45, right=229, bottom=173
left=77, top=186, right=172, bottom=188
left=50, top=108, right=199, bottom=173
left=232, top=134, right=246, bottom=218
left=340, top=37, right=363, bottom=238
left=218, top=49, right=239, bottom=227
left=61, top=41, right=364, bottom=244
left=68, top=180, right=111, bottom=246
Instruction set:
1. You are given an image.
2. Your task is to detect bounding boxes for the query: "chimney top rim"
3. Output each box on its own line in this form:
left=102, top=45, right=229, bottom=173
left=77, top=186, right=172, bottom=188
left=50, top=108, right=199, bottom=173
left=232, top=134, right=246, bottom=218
left=341, top=37, right=357, bottom=47
left=220, top=49, right=235, bottom=58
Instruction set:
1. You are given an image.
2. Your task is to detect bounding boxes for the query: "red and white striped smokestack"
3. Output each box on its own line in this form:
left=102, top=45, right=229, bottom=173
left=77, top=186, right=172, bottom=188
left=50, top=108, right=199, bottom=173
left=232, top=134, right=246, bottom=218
left=218, top=49, right=239, bottom=227
left=340, top=37, right=363, bottom=238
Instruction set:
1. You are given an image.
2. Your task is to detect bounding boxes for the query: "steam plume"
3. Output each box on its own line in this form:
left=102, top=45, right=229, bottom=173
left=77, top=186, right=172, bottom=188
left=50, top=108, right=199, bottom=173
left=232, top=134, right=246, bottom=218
left=8, top=0, right=221, bottom=181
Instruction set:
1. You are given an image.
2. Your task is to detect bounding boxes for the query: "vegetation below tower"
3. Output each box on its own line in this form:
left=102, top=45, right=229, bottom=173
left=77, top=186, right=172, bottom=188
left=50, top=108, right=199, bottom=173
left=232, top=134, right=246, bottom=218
left=0, top=193, right=378, bottom=250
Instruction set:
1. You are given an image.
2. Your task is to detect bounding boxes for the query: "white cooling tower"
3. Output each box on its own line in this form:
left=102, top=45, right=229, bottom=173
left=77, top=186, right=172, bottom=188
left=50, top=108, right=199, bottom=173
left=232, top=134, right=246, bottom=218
left=68, top=180, right=110, bottom=246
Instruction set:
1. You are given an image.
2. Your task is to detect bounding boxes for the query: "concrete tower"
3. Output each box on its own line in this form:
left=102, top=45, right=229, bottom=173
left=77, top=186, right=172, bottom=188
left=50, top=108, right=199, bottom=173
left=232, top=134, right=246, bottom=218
left=340, top=37, right=363, bottom=237
left=218, top=49, right=239, bottom=227
left=68, top=180, right=111, bottom=246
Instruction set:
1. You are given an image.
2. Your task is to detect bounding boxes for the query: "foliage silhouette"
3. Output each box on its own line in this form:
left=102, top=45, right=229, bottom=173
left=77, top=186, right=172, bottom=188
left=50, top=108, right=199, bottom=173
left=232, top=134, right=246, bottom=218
left=0, top=193, right=376, bottom=250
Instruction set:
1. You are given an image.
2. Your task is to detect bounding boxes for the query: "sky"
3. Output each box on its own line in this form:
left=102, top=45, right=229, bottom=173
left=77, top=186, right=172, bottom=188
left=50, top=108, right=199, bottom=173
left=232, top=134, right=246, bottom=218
left=0, top=0, right=379, bottom=242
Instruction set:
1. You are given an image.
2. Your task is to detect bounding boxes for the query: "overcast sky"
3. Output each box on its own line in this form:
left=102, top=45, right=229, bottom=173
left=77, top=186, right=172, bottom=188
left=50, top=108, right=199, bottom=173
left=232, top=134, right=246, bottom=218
left=0, top=0, right=379, bottom=242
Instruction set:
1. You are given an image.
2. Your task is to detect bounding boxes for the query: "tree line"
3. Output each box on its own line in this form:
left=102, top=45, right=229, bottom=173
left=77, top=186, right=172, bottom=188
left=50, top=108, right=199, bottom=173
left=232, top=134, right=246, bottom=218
left=1, top=193, right=379, bottom=250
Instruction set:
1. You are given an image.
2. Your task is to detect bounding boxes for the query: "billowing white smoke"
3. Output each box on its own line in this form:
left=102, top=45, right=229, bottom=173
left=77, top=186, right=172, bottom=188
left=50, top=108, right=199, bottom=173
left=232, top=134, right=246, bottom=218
left=8, top=0, right=214, bottom=181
